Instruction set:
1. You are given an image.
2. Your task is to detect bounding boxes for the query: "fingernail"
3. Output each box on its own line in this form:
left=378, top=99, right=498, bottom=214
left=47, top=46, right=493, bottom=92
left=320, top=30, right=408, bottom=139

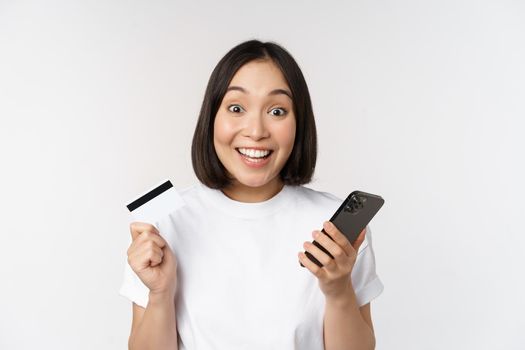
left=313, top=231, right=319, bottom=238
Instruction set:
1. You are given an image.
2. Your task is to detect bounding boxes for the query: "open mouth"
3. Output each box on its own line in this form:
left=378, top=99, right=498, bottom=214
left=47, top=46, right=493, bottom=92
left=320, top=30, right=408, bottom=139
left=235, top=147, right=273, bottom=160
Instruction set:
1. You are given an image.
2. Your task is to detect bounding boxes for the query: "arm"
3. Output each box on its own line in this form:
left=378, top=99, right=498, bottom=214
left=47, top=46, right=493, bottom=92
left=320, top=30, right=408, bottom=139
left=126, top=222, right=179, bottom=350
left=323, top=287, right=375, bottom=350
left=299, top=222, right=377, bottom=350
left=128, top=291, right=178, bottom=350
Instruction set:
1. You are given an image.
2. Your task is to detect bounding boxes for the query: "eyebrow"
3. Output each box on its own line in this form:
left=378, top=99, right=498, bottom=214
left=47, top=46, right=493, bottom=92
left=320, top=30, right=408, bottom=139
left=225, top=86, right=292, bottom=100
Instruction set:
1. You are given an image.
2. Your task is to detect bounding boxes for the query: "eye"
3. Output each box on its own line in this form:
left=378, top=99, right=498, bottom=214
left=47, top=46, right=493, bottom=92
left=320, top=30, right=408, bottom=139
left=269, top=107, right=288, bottom=117
left=227, top=104, right=244, bottom=113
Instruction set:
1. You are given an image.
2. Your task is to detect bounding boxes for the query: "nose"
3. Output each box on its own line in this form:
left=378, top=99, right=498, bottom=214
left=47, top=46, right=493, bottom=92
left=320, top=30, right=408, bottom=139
left=242, top=113, right=269, bottom=140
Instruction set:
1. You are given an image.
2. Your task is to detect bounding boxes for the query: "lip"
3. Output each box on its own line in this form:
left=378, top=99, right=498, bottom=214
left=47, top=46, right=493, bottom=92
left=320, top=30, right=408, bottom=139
left=235, top=148, right=273, bottom=169
left=235, top=146, right=273, bottom=151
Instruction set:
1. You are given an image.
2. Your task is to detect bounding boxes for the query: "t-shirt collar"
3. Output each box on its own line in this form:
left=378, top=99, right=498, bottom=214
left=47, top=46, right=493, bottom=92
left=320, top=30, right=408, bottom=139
left=196, top=182, right=294, bottom=219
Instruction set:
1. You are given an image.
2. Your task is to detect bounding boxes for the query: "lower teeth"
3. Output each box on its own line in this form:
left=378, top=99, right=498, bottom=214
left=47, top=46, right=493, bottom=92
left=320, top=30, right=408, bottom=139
left=241, top=154, right=268, bottom=163
left=238, top=150, right=270, bottom=163
left=245, top=156, right=264, bottom=162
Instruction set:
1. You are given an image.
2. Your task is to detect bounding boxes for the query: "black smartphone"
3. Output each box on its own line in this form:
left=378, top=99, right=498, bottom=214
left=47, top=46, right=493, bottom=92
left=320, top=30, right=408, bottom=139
left=300, top=190, right=385, bottom=268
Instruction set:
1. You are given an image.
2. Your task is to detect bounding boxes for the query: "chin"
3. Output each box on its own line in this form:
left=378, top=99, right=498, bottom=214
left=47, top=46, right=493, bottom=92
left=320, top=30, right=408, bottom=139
left=235, top=176, right=273, bottom=189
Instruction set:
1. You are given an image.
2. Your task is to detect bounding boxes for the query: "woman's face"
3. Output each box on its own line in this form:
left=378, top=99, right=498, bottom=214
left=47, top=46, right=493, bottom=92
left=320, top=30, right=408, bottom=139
left=213, top=59, right=296, bottom=194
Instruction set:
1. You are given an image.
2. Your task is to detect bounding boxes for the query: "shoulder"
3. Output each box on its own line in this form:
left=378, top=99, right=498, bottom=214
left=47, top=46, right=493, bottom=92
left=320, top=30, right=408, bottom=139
left=293, top=185, right=343, bottom=207
left=289, top=185, right=343, bottom=218
left=166, top=183, right=205, bottom=217
left=177, top=183, right=200, bottom=198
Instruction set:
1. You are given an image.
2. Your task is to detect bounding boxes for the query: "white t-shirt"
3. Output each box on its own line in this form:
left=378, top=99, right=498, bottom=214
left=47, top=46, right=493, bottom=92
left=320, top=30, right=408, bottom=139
left=119, top=182, right=384, bottom=349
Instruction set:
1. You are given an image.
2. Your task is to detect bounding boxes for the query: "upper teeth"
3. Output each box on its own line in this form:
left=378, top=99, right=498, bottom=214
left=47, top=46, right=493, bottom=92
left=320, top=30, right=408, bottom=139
left=238, top=148, right=271, bottom=158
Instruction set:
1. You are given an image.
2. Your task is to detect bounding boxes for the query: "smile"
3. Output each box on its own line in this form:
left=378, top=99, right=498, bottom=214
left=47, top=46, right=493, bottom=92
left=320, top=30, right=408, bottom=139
left=236, top=148, right=273, bottom=159
left=235, top=147, right=273, bottom=168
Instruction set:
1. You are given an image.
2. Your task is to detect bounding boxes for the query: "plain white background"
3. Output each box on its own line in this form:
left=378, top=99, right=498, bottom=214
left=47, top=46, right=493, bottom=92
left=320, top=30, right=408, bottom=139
left=1, top=0, right=524, bottom=349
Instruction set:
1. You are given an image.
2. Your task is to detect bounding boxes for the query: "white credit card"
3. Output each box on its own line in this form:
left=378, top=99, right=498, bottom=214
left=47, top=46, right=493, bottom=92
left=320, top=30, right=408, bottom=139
left=125, top=179, right=185, bottom=225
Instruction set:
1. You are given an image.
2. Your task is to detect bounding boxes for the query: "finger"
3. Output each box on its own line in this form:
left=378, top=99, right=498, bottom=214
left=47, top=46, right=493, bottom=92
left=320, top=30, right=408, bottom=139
left=298, top=251, right=323, bottom=278
left=148, top=246, right=164, bottom=267
left=130, top=243, right=164, bottom=270
left=311, top=230, right=347, bottom=260
left=303, top=240, right=333, bottom=268
left=148, top=237, right=175, bottom=266
left=138, top=239, right=165, bottom=257
left=136, top=230, right=167, bottom=249
left=130, top=221, right=159, bottom=241
left=322, top=221, right=353, bottom=256
left=127, top=231, right=166, bottom=257
left=140, top=244, right=164, bottom=268
left=352, top=228, right=367, bottom=252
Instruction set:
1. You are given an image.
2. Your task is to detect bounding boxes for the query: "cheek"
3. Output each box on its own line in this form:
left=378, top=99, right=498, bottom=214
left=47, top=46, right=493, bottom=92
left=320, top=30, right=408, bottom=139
left=213, top=114, right=236, bottom=147
left=275, top=119, right=296, bottom=153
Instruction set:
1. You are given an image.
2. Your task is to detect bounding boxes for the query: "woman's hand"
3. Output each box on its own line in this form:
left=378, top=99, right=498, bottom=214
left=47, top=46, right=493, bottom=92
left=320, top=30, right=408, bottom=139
left=127, top=222, right=178, bottom=298
left=298, top=221, right=366, bottom=300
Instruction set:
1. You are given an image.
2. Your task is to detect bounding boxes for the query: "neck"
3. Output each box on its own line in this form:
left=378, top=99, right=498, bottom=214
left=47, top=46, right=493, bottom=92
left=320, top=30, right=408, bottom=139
left=221, top=178, right=284, bottom=203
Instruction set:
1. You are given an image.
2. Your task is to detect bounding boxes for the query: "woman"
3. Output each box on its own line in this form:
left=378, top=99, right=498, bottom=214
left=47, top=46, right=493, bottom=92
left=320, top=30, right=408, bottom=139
left=120, top=39, right=384, bottom=350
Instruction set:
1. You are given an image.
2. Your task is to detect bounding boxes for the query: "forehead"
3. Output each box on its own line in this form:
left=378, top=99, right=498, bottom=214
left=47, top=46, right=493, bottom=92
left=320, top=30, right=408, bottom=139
left=227, top=60, right=290, bottom=95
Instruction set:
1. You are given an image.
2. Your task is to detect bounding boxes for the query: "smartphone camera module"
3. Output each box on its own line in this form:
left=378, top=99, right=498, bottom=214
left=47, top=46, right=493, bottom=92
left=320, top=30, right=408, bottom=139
left=344, top=194, right=365, bottom=214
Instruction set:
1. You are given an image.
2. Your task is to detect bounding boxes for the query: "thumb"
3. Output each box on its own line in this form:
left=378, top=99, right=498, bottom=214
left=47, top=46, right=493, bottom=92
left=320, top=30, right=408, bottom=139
left=161, top=242, right=175, bottom=264
left=352, top=228, right=367, bottom=252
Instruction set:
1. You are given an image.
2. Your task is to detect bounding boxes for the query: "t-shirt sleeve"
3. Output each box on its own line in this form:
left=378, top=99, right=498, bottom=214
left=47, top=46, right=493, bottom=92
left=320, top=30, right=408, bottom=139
left=118, top=236, right=150, bottom=308
left=350, top=225, right=384, bottom=307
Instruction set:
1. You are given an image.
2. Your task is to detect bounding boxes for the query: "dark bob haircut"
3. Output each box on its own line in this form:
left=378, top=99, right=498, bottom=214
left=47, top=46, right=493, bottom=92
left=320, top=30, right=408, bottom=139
left=191, top=39, right=317, bottom=189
